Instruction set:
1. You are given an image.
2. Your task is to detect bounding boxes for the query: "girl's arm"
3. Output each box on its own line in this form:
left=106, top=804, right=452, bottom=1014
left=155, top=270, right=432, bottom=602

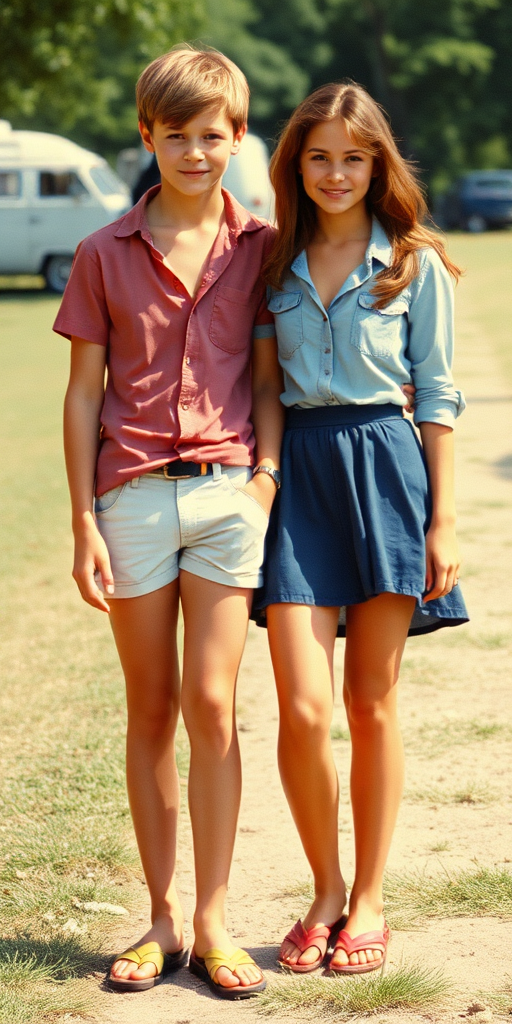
left=419, top=422, right=461, bottom=602
left=244, top=335, right=285, bottom=514
left=63, top=336, right=113, bottom=612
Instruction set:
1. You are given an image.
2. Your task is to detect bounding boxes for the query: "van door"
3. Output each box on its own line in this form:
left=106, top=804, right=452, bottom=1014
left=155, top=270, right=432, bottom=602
left=0, top=169, right=30, bottom=273
left=28, top=169, right=101, bottom=273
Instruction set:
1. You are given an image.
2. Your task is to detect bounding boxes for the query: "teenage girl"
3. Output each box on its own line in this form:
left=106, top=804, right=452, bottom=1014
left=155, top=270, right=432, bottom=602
left=254, top=82, right=468, bottom=974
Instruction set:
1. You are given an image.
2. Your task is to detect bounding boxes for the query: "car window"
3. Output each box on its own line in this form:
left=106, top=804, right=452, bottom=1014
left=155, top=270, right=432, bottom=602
left=472, top=177, right=512, bottom=189
left=0, top=171, right=21, bottom=197
left=38, top=172, right=89, bottom=197
left=89, top=165, right=125, bottom=195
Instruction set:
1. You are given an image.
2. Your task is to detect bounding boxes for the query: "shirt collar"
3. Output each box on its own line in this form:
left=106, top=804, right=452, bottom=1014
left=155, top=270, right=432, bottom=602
left=366, top=217, right=392, bottom=268
left=114, top=185, right=267, bottom=240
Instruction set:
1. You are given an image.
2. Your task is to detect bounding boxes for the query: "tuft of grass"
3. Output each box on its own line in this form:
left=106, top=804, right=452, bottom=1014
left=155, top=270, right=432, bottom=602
left=384, top=867, right=512, bottom=928
left=408, top=718, right=508, bottom=754
left=0, top=936, right=106, bottom=1024
left=484, top=981, right=512, bottom=1016
left=258, top=964, right=450, bottom=1019
left=407, top=781, right=497, bottom=805
left=331, top=725, right=350, bottom=742
left=279, top=867, right=512, bottom=931
left=428, top=840, right=450, bottom=853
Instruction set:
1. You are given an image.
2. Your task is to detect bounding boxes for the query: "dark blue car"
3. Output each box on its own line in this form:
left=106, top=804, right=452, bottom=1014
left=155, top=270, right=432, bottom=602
left=436, top=170, right=512, bottom=232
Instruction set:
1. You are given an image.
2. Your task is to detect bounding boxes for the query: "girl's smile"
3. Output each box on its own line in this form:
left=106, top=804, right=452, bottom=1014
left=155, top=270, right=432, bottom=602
left=299, top=119, right=375, bottom=216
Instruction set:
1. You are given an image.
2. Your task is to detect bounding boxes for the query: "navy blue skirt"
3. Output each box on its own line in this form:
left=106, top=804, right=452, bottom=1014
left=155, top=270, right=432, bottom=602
left=253, top=404, right=469, bottom=637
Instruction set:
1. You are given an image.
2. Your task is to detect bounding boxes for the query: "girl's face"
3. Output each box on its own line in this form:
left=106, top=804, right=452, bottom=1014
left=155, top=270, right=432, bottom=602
left=299, top=119, right=375, bottom=218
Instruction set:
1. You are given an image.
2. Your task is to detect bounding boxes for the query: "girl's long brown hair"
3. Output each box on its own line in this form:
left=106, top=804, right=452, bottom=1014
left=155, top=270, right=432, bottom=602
left=264, top=82, right=461, bottom=306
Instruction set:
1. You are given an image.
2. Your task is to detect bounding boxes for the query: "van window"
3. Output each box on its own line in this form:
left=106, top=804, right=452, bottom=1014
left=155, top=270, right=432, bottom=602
left=0, top=171, right=21, bottom=197
left=39, top=172, right=89, bottom=197
left=89, top=165, right=124, bottom=195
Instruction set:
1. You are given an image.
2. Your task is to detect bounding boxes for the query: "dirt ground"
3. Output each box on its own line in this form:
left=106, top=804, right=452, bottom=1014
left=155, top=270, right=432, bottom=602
left=84, top=273, right=512, bottom=1023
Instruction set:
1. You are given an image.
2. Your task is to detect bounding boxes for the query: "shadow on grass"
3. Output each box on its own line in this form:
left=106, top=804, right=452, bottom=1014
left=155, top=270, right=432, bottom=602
left=0, top=934, right=111, bottom=981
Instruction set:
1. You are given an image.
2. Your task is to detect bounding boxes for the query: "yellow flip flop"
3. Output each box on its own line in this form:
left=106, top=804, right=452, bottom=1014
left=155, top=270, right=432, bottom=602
left=107, top=940, right=188, bottom=991
left=189, top=946, right=266, bottom=999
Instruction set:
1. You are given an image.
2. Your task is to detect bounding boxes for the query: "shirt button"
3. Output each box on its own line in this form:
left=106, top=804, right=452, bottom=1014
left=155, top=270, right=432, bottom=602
left=324, top=347, right=330, bottom=354
left=185, top=357, right=191, bottom=365
left=324, top=369, right=329, bottom=375
left=322, top=314, right=328, bottom=321
left=181, top=402, right=189, bottom=410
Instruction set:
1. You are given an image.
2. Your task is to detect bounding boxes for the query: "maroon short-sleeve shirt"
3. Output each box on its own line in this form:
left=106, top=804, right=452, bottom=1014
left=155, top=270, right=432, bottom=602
left=53, top=187, right=276, bottom=495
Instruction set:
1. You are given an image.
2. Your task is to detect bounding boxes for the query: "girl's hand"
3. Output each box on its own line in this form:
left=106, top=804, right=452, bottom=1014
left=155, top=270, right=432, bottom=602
left=424, top=520, right=461, bottom=601
left=72, top=512, right=114, bottom=612
left=241, top=472, right=277, bottom=517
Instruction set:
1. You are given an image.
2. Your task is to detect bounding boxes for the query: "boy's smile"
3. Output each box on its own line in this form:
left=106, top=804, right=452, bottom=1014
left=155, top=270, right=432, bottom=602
left=140, top=107, right=246, bottom=201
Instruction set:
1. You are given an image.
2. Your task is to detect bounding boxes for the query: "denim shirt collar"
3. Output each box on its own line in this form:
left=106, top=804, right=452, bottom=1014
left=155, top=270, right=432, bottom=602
left=290, top=217, right=392, bottom=304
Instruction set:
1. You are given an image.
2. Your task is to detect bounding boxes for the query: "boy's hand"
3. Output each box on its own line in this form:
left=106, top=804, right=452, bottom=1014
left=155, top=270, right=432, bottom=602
left=423, top=520, right=461, bottom=601
left=241, top=471, right=278, bottom=517
left=72, top=512, right=114, bottom=612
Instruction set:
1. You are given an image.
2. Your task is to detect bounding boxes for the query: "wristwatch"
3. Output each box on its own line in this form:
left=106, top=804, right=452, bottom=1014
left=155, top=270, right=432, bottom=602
left=252, top=465, right=281, bottom=489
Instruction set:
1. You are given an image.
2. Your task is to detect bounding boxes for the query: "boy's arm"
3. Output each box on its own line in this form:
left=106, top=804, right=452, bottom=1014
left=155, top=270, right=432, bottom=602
left=419, top=421, right=461, bottom=602
left=64, top=337, right=113, bottom=612
left=243, top=335, right=284, bottom=515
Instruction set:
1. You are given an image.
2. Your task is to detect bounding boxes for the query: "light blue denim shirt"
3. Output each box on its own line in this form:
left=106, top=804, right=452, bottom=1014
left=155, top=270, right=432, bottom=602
left=267, top=219, right=465, bottom=428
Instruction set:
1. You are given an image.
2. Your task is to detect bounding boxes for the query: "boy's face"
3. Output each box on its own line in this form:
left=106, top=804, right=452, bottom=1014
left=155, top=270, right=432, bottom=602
left=139, top=106, right=246, bottom=199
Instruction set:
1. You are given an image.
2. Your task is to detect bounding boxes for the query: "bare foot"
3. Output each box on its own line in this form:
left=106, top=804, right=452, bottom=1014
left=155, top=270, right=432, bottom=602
left=279, top=886, right=347, bottom=969
left=330, top=898, right=386, bottom=969
left=109, top=912, right=185, bottom=983
left=193, top=925, right=263, bottom=990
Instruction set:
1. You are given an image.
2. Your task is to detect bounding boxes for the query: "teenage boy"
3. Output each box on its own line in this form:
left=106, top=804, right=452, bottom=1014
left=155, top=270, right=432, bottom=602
left=55, top=47, right=282, bottom=998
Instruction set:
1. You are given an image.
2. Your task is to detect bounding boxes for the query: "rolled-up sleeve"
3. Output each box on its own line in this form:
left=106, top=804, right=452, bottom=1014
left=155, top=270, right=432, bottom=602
left=408, top=249, right=465, bottom=428
left=53, top=238, right=110, bottom=345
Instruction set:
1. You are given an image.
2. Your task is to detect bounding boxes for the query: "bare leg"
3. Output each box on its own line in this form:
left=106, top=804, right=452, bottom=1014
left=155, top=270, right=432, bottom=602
left=267, top=603, right=347, bottom=967
left=331, top=592, right=415, bottom=968
left=180, top=570, right=263, bottom=990
left=108, top=580, right=184, bottom=982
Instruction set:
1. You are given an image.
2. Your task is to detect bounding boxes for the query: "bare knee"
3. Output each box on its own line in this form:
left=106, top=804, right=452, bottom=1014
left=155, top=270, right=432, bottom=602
left=127, top=691, right=180, bottom=744
left=344, top=677, right=398, bottom=732
left=181, top=687, right=234, bottom=755
left=280, top=695, right=332, bottom=746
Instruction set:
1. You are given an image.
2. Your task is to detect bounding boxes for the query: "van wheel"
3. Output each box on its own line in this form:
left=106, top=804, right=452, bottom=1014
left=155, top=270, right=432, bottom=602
left=44, top=255, right=73, bottom=293
left=465, top=214, right=487, bottom=233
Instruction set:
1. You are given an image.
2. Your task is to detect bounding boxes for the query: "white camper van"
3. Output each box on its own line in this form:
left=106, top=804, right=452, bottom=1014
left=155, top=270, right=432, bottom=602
left=0, top=121, right=130, bottom=292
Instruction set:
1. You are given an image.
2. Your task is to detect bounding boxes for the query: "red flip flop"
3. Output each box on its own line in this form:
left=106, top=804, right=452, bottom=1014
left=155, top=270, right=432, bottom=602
left=328, top=921, right=390, bottom=974
left=278, top=914, right=347, bottom=973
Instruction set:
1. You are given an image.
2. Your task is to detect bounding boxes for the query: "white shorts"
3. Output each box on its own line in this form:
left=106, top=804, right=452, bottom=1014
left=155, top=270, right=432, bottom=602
left=94, top=465, right=269, bottom=599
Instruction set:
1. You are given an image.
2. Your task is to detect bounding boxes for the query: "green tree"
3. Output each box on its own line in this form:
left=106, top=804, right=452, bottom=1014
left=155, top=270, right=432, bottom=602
left=0, top=0, right=204, bottom=156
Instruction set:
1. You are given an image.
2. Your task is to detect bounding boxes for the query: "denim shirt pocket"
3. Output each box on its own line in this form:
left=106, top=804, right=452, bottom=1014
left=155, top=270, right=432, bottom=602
left=267, top=290, right=303, bottom=359
left=351, top=292, right=409, bottom=359
left=209, top=285, right=260, bottom=353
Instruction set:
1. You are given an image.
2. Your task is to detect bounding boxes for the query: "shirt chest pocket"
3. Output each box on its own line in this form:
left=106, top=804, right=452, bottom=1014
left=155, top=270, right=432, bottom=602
left=267, top=291, right=303, bottom=359
left=350, top=292, right=409, bottom=359
left=209, top=285, right=261, bottom=353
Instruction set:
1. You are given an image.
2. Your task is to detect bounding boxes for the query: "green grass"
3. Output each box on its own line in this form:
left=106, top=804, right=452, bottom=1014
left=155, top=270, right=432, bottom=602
left=258, top=964, right=450, bottom=1019
left=446, top=232, right=512, bottom=388
left=406, top=781, right=497, bottom=805
left=384, top=867, right=512, bottom=928
left=406, top=718, right=508, bottom=754
left=281, top=867, right=512, bottom=930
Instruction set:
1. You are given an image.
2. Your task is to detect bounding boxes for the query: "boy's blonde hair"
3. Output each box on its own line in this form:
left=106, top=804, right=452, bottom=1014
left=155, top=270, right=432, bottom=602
left=136, top=46, right=249, bottom=133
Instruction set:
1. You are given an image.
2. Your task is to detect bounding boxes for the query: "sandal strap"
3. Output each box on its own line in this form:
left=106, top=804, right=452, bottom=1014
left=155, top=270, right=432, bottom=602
left=112, top=941, right=164, bottom=972
left=203, top=947, right=258, bottom=983
left=285, top=919, right=331, bottom=956
left=334, top=924, right=389, bottom=957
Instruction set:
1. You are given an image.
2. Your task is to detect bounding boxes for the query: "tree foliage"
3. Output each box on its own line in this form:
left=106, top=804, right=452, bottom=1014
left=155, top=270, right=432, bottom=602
left=1, top=0, right=511, bottom=190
